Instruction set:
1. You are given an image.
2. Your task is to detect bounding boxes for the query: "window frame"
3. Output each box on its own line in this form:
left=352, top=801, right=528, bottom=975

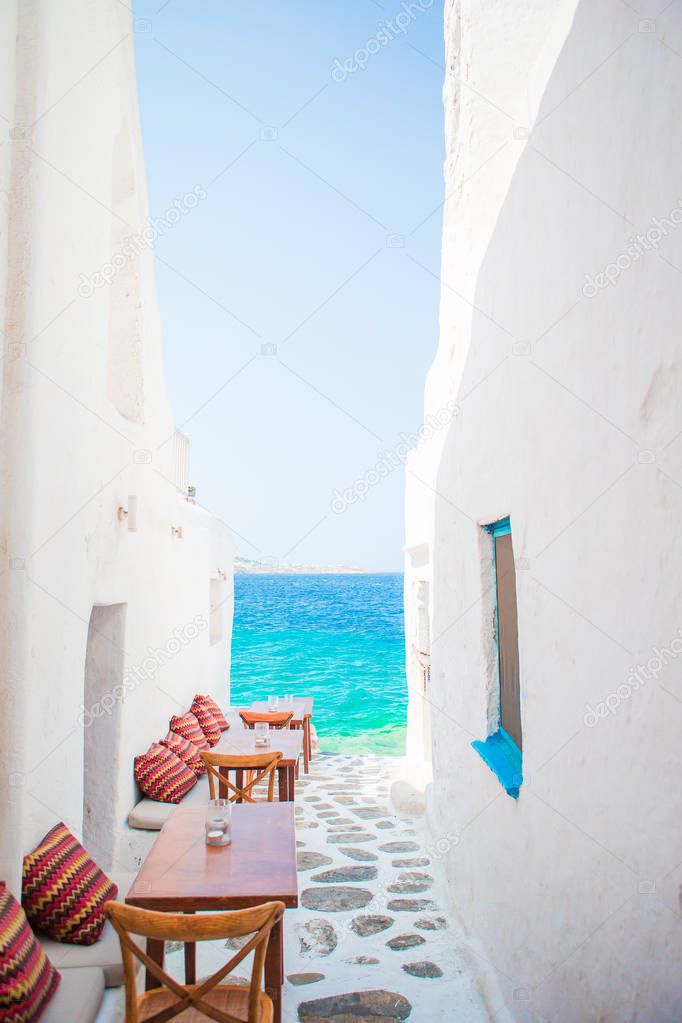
left=471, top=516, right=523, bottom=798
left=490, top=518, right=522, bottom=751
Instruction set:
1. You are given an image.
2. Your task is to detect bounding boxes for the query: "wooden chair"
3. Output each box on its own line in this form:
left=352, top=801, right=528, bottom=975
left=201, top=750, right=282, bottom=803
left=105, top=899, right=284, bottom=1023
left=239, top=711, right=293, bottom=730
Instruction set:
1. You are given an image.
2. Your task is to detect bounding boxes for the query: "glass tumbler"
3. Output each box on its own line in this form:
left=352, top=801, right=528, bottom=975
left=254, top=721, right=269, bottom=747
left=205, top=798, right=232, bottom=846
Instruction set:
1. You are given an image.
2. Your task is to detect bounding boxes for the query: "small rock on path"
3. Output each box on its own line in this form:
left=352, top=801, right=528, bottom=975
left=310, top=866, right=378, bottom=884
left=386, top=934, right=426, bottom=951
left=350, top=915, right=394, bottom=937
left=301, top=887, right=374, bottom=912
left=288, top=973, right=325, bottom=986
left=402, top=961, right=443, bottom=979
left=297, top=851, right=333, bottom=872
left=298, top=990, right=412, bottom=1022
left=339, top=847, right=378, bottom=862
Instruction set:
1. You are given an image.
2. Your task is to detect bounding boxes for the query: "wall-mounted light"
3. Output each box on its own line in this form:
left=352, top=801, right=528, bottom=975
left=188, top=485, right=197, bottom=500
left=117, top=496, right=138, bottom=532
left=171, top=525, right=184, bottom=539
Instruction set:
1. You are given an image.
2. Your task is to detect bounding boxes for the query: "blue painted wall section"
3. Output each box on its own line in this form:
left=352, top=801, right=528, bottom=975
left=472, top=728, right=523, bottom=798
left=488, top=516, right=511, bottom=538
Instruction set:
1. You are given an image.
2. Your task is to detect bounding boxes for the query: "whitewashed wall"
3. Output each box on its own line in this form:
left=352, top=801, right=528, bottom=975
left=0, top=1, right=233, bottom=887
left=405, top=1, right=682, bottom=1018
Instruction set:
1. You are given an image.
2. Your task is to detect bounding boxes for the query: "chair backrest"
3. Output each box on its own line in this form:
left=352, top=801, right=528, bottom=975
left=105, top=899, right=284, bottom=1023
left=201, top=749, right=283, bottom=802
left=239, top=711, right=293, bottom=730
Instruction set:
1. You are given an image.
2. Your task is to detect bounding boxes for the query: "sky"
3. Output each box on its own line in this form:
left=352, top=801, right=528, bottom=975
left=132, top=0, right=445, bottom=571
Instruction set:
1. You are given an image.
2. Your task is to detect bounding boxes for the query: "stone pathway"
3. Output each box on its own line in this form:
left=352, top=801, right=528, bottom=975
left=282, top=752, right=490, bottom=1022
left=100, top=753, right=491, bottom=1022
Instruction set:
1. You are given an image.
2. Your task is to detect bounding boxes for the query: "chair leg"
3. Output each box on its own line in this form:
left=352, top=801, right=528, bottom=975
left=265, top=918, right=284, bottom=1023
left=184, top=912, right=196, bottom=985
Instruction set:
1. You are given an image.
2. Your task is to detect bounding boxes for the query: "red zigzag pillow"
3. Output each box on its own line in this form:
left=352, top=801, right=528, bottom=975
left=134, top=743, right=197, bottom=804
left=192, top=694, right=229, bottom=731
left=189, top=698, right=222, bottom=747
left=160, top=730, right=205, bottom=777
left=169, top=712, right=210, bottom=753
left=22, top=824, right=118, bottom=946
left=0, top=882, right=60, bottom=1023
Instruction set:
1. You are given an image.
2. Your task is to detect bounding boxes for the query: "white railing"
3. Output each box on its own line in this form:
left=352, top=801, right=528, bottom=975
left=173, top=429, right=190, bottom=493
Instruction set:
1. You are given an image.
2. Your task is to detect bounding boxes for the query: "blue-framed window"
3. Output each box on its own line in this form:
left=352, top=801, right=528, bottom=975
left=472, top=517, right=523, bottom=797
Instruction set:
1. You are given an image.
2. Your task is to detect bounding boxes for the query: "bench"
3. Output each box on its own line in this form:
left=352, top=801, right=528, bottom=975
left=38, top=871, right=137, bottom=1022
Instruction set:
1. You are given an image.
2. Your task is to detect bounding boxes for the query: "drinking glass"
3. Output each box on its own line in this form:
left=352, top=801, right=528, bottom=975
left=283, top=693, right=294, bottom=705
left=205, top=798, right=231, bottom=846
left=224, top=705, right=240, bottom=730
left=267, top=694, right=279, bottom=712
left=254, top=721, right=269, bottom=747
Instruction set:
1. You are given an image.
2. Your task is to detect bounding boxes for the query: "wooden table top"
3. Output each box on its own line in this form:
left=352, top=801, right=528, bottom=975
left=249, top=697, right=314, bottom=720
left=126, top=804, right=298, bottom=911
left=215, top=727, right=302, bottom=765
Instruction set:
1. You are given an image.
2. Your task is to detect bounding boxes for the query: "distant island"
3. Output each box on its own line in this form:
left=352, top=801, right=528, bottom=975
left=235, top=556, right=374, bottom=575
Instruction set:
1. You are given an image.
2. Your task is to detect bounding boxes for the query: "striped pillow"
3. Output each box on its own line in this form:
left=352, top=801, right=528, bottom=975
left=134, top=743, right=197, bottom=804
left=169, top=712, right=210, bottom=753
left=0, top=883, right=60, bottom=1023
left=160, top=730, right=205, bottom=777
left=190, top=698, right=221, bottom=746
left=22, top=824, right=118, bottom=947
left=193, top=694, right=229, bottom=731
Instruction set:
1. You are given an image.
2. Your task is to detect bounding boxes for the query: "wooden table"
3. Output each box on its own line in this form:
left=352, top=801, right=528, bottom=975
left=215, top=727, right=302, bottom=801
left=250, top=698, right=314, bottom=773
left=126, top=803, right=298, bottom=1023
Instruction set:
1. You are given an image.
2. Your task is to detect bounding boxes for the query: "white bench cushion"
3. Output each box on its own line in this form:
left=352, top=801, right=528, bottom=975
left=42, top=967, right=105, bottom=1023
left=39, top=921, right=124, bottom=988
left=128, top=776, right=209, bottom=831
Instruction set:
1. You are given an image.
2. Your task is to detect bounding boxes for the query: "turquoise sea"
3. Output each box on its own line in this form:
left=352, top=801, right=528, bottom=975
left=230, top=573, right=407, bottom=754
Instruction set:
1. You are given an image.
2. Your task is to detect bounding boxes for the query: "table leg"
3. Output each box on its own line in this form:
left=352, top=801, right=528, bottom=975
left=303, top=716, right=311, bottom=773
left=277, top=764, right=287, bottom=801
left=145, top=938, right=165, bottom=992
left=265, top=918, right=284, bottom=1023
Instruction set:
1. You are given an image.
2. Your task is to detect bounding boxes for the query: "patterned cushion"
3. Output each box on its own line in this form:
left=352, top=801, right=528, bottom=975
left=169, top=712, right=210, bottom=753
left=159, top=731, right=205, bottom=777
left=134, top=743, right=197, bottom=804
left=192, top=695, right=229, bottom=731
left=0, top=883, right=60, bottom=1023
left=22, top=825, right=118, bottom=948
left=189, top=698, right=221, bottom=747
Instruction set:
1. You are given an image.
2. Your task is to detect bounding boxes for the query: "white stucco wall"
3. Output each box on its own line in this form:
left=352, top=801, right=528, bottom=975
left=405, top=1, right=682, bottom=1019
left=0, top=1, right=233, bottom=887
